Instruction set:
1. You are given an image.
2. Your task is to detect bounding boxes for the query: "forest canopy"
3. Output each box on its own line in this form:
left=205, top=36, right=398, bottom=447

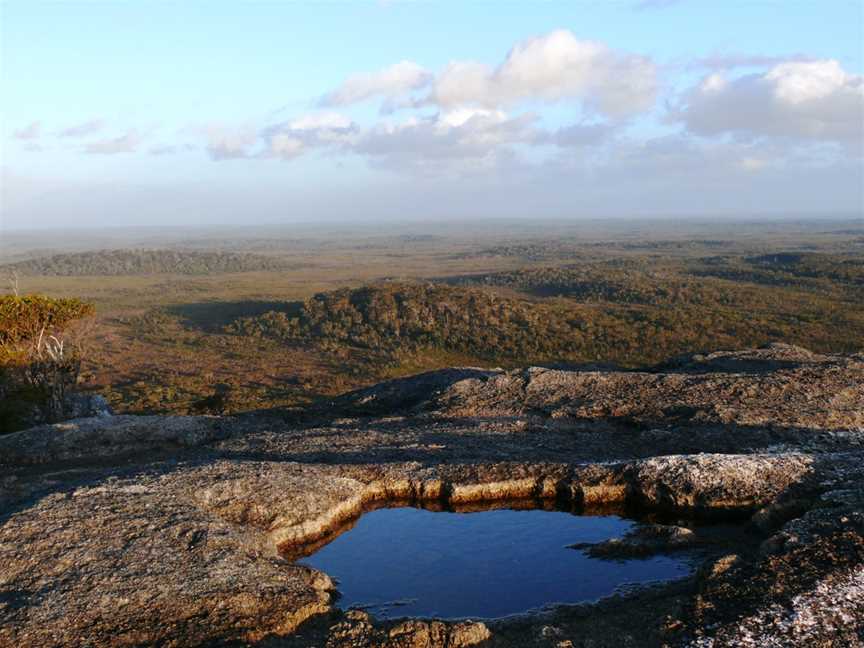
left=228, top=270, right=863, bottom=367
left=1, top=249, right=290, bottom=276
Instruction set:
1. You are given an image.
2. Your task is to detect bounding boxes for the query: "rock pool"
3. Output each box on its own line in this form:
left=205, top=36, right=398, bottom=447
left=297, top=506, right=695, bottom=619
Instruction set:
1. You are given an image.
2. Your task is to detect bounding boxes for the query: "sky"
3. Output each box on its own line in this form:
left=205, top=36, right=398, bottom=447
left=1, top=0, right=863, bottom=230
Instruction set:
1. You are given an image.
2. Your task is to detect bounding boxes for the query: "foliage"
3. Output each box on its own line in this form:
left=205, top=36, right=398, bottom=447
left=448, top=262, right=724, bottom=304
left=125, top=308, right=179, bottom=338
left=691, top=253, right=864, bottom=290
left=2, top=249, right=289, bottom=276
left=461, top=239, right=737, bottom=262
left=230, top=283, right=574, bottom=359
left=227, top=271, right=864, bottom=368
left=18, top=236, right=860, bottom=419
left=0, top=294, right=95, bottom=348
left=0, top=294, right=94, bottom=434
left=448, top=254, right=864, bottom=304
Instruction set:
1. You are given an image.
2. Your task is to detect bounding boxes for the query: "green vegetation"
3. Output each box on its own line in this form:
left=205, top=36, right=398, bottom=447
left=691, top=253, right=864, bottom=290
left=0, top=294, right=95, bottom=434
left=448, top=262, right=722, bottom=304
left=229, top=283, right=575, bottom=360
left=2, top=249, right=290, bottom=276
left=0, top=294, right=94, bottom=348
left=461, top=239, right=739, bottom=262
left=4, top=220, right=861, bottom=419
left=228, top=266, right=863, bottom=367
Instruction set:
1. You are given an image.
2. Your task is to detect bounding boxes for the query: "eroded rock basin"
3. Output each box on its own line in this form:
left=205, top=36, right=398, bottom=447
left=295, top=505, right=697, bottom=620
left=1, top=345, right=863, bottom=646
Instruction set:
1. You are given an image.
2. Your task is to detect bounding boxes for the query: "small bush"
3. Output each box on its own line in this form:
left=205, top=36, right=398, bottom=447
left=0, top=294, right=94, bottom=347
left=0, top=294, right=95, bottom=433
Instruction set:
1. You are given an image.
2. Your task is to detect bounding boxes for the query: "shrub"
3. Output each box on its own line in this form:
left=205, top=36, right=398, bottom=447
left=0, top=294, right=94, bottom=347
left=0, top=294, right=94, bottom=433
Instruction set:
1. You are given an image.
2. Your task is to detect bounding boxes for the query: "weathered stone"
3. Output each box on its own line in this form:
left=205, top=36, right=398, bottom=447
left=0, top=414, right=228, bottom=466
left=0, top=345, right=862, bottom=647
left=571, top=524, right=701, bottom=558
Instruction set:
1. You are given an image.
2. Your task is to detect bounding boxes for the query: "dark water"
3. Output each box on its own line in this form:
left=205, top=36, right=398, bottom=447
left=298, top=507, right=694, bottom=619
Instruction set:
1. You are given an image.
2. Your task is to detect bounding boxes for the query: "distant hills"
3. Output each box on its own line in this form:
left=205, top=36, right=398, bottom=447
left=702, top=252, right=864, bottom=287
left=449, top=253, right=864, bottom=298
left=228, top=264, right=863, bottom=366
left=0, top=249, right=290, bottom=276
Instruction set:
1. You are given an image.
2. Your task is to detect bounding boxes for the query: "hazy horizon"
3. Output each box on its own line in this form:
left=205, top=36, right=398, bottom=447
left=2, top=1, right=863, bottom=230
left=3, top=212, right=862, bottom=235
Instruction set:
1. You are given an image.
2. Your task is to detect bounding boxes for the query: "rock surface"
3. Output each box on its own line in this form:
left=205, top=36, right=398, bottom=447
left=1, top=344, right=862, bottom=647
left=569, top=523, right=703, bottom=558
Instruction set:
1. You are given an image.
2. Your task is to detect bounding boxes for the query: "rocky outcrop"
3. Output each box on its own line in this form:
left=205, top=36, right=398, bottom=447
left=1, top=345, right=862, bottom=647
left=317, top=612, right=491, bottom=648
left=570, top=524, right=704, bottom=558
left=0, top=414, right=225, bottom=466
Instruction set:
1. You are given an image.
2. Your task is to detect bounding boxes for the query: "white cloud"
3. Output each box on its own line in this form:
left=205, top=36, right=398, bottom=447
left=288, top=112, right=353, bottom=131
left=20, top=38, right=853, bottom=203
left=352, top=109, right=537, bottom=174
left=197, top=125, right=258, bottom=160
left=269, top=134, right=305, bottom=159
left=767, top=60, right=850, bottom=103
left=320, top=61, right=432, bottom=107
left=675, top=59, right=864, bottom=142
left=429, top=30, right=657, bottom=117
left=318, top=30, right=657, bottom=118
left=693, top=52, right=816, bottom=71
left=85, top=130, right=141, bottom=154
left=206, top=107, right=532, bottom=168
left=12, top=122, right=41, bottom=140
left=437, top=107, right=507, bottom=128
left=260, top=112, right=356, bottom=160
left=553, top=122, right=618, bottom=147
left=59, top=119, right=105, bottom=138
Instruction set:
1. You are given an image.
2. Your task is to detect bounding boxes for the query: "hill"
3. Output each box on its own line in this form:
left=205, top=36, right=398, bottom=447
left=692, top=252, right=864, bottom=289
left=447, top=254, right=864, bottom=302
left=1, top=249, right=290, bottom=276
left=227, top=278, right=864, bottom=367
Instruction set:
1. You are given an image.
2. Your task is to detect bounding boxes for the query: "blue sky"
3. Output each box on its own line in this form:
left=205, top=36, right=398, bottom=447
left=2, top=0, right=862, bottom=229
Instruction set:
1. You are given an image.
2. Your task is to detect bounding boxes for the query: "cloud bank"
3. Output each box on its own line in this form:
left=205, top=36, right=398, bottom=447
left=85, top=130, right=141, bottom=154
left=321, top=61, right=432, bottom=107
left=676, top=60, right=864, bottom=143
left=430, top=30, right=657, bottom=117
left=59, top=119, right=106, bottom=138
left=7, top=28, right=863, bottom=215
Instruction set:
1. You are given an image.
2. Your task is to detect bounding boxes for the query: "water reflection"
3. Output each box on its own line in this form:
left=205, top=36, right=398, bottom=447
left=296, top=506, right=694, bottom=619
